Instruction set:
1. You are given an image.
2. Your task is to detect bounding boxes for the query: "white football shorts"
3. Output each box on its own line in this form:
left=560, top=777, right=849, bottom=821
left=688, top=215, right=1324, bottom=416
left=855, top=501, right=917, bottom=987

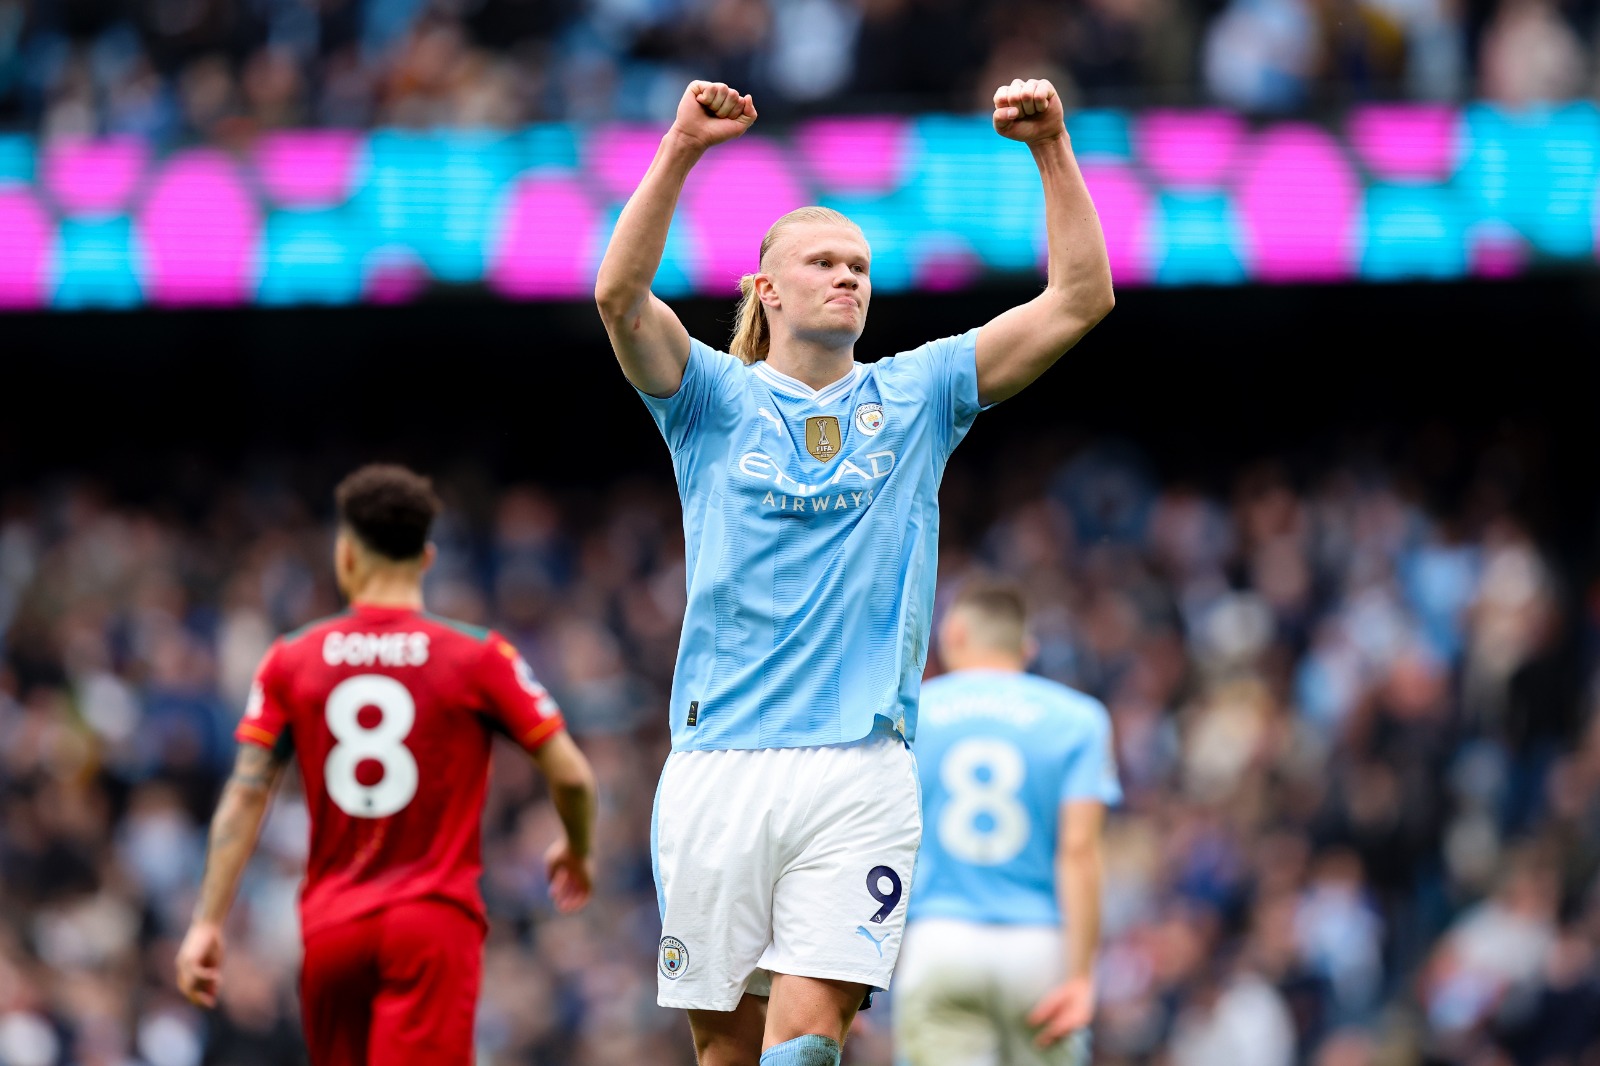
left=894, top=918, right=1091, bottom=1066
left=651, top=731, right=922, bottom=1011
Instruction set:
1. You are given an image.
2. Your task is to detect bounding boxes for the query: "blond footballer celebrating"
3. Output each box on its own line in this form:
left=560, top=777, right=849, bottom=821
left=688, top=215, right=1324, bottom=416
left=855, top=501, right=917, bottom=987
left=594, top=77, right=1114, bottom=1066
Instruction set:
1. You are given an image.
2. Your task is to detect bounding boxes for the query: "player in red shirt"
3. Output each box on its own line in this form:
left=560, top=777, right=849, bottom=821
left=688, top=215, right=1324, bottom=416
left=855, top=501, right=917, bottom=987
left=175, top=464, right=598, bottom=1065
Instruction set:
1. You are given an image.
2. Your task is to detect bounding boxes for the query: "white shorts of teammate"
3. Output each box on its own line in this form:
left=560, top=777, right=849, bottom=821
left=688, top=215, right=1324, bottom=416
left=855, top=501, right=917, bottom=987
left=651, top=731, right=922, bottom=1011
left=894, top=918, right=1092, bottom=1066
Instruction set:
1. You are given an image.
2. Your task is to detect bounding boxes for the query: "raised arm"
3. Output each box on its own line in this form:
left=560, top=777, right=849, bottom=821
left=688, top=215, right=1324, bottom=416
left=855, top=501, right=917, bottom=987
left=176, top=743, right=288, bottom=1007
left=1028, top=798, right=1106, bottom=1047
left=975, top=79, right=1115, bottom=407
left=595, top=81, right=757, bottom=398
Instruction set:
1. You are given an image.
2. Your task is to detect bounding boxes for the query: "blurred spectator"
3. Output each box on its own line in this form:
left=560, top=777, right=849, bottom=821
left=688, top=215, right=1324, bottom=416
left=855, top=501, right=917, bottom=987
left=1171, top=955, right=1298, bottom=1066
left=1203, top=0, right=1321, bottom=110
left=1422, top=847, right=1561, bottom=1049
left=1478, top=0, right=1587, bottom=105
left=0, top=0, right=1595, bottom=139
left=1493, top=920, right=1600, bottom=1065
left=1, top=429, right=1597, bottom=1065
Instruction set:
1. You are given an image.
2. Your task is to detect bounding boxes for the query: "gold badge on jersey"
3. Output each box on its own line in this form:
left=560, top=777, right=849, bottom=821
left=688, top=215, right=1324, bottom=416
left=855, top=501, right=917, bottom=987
left=806, top=416, right=842, bottom=463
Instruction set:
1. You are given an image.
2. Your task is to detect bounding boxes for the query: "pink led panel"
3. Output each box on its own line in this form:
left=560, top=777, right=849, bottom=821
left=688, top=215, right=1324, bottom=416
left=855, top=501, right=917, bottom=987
left=363, top=247, right=430, bottom=305
left=254, top=131, right=363, bottom=207
left=1469, top=223, right=1528, bottom=278
left=0, top=188, right=51, bottom=308
left=43, top=136, right=148, bottom=216
left=140, top=150, right=259, bottom=306
left=1238, top=125, right=1359, bottom=282
left=1348, top=105, right=1458, bottom=182
left=795, top=118, right=909, bottom=195
left=915, top=239, right=982, bottom=292
left=589, top=125, right=674, bottom=203
left=490, top=175, right=599, bottom=298
left=1138, top=110, right=1246, bottom=188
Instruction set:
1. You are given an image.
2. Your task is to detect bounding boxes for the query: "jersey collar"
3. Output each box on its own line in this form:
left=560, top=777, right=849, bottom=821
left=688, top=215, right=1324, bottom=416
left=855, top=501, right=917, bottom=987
left=351, top=601, right=422, bottom=618
left=752, top=361, right=862, bottom=406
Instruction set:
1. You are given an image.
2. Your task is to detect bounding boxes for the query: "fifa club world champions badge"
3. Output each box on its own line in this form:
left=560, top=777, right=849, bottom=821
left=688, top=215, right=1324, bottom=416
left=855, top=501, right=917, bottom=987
left=806, top=416, right=842, bottom=463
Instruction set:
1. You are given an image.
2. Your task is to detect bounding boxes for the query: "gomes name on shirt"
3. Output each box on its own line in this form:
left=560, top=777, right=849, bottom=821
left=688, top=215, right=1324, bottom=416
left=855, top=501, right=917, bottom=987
left=323, top=631, right=432, bottom=668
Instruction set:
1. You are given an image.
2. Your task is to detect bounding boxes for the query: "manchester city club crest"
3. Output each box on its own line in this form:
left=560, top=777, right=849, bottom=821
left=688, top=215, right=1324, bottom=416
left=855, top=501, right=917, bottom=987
left=854, top=402, right=885, bottom=436
left=806, top=416, right=842, bottom=463
left=659, top=936, right=689, bottom=980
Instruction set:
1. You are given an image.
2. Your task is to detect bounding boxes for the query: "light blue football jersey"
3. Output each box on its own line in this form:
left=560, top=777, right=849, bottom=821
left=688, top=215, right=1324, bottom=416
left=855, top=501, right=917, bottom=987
left=637, top=329, right=982, bottom=752
left=909, top=669, right=1121, bottom=926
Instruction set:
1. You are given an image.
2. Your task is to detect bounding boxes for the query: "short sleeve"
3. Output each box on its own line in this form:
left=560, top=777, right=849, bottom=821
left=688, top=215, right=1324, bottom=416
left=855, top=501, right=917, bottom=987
left=634, top=339, right=745, bottom=455
left=480, top=634, right=567, bottom=753
left=882, top=327, right=983, bottom=459
left=236, top=641, right=291, bottom=751
left=1061, top=702, right=1122, bottom=806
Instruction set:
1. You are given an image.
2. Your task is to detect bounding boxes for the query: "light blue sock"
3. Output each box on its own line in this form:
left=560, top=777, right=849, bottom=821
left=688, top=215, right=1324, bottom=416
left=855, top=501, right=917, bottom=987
left=759, top=1034, right=842, bottom=1066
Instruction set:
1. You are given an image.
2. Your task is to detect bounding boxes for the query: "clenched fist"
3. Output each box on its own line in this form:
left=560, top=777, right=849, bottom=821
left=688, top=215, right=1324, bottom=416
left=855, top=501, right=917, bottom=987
left=993, top=78, right=1065, bottom=145
left=672, top=81, right=758, bottom=151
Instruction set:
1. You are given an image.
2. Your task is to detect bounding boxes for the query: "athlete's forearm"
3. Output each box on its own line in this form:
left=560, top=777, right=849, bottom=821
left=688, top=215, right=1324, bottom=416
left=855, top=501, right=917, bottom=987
left=594, top=131, right=705, bottom=318
left=533, top=731, right=598, bottom=856
left=193, top=747, right=283, bottom=925
left=1057, top=846, right=1102, bottom=980
left=973, top=133, right=1114, bottom=404
left=551, top=776, right=597, bottom=858
left=1031, top=135, right=1114, bottom=324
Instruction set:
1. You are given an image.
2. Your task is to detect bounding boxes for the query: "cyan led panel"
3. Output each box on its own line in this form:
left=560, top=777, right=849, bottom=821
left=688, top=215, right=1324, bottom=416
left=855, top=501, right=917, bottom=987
left=0, top=135, right=33, bottom=184
left=258, top=209, right=366, bottom=306
left=1362, top=185, right=1469, bottom=280
left=0, top=103, right=1593, bottom=312
left=54, top=217, right=143, bottom=309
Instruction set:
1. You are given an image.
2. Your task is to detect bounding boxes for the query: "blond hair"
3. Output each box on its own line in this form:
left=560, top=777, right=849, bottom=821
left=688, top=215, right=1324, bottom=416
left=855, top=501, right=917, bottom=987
left=729, top=206, right=865, bottom=364
left=948, top=578, right=1028, bottom=655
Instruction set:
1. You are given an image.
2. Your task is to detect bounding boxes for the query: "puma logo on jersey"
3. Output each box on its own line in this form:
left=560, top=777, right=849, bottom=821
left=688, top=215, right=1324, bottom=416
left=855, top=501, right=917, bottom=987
left=323, top=632, right=431, bottom=668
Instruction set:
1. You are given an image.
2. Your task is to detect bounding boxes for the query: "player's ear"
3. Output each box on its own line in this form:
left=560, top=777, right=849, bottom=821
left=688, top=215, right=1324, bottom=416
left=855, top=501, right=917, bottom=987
left=334, top=529, right=354, bottom=576
left=1021, top=633, right=1039, bottom=668
left=755, top=272, right=780, bottom=309
left=419, top=543, right=438, bottom=574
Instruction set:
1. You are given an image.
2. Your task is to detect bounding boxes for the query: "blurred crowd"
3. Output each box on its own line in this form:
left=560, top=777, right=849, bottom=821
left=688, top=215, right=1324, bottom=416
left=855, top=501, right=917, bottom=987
left=1, top=0, right=1598, bottom=144
left=0, top=428, right=1598, bottom=1066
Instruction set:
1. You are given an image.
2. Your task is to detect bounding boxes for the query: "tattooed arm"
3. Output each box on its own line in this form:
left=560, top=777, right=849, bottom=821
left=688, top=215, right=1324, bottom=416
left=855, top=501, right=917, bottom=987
left=176, top=744, right=287, bottom=1008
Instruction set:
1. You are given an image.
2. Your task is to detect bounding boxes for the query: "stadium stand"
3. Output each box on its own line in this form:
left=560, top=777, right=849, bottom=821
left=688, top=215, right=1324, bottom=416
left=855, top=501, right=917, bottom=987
left=0, top=420, right=1594, bottom=1065
left=1, top=0, right=1597, bottom=142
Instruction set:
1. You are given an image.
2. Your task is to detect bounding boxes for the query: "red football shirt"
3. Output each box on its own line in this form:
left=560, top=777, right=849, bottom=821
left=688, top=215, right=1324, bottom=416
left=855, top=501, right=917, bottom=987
left=235, top=603, right=566, bottom=938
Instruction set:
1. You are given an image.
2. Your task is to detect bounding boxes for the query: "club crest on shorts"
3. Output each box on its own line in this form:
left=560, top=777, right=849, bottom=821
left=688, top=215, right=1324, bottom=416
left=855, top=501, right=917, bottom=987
left=659, top=936, right=689, bottom=980
left=854, top=402, right=885, bottom=436
left=806, top=416, right=842, bottom=463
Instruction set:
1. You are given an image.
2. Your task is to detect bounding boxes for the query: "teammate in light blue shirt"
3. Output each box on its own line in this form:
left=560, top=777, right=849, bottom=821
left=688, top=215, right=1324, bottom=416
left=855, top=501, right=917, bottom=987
left=595, top=75, right=1114, bottom=1066
left=899, top=580, right=1120, bottom=1066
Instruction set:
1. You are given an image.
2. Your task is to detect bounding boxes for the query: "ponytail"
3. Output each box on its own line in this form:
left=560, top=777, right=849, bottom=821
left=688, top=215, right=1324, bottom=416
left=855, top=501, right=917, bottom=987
left=729, top=274, right=770, bottom=363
